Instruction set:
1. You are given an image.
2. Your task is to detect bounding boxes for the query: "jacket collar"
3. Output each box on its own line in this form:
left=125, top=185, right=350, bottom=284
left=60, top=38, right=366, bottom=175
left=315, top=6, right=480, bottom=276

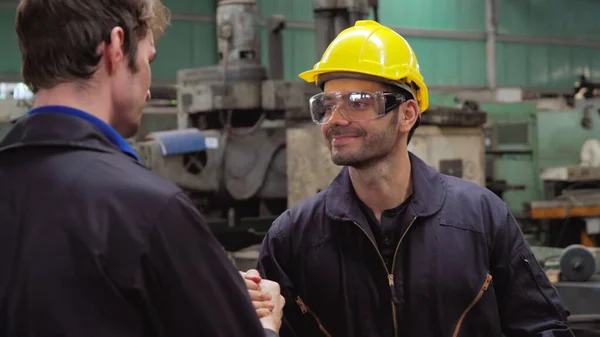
left=324, top=152, right=446, bottom=222
left=0, top=107, right=141, bottom=163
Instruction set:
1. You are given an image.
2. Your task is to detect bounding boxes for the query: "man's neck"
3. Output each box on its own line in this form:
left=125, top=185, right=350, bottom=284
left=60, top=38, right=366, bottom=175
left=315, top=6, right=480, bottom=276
left=33, top=83, right=111, bottom=124
left=349, top=151, right=413, bottom=220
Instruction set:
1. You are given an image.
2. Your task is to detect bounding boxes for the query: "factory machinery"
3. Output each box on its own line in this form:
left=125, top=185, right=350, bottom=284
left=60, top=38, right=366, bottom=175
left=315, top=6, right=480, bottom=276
left=479, top=85, right=600, bottom=333
left=528, top=98, right=600, bottom=329
left=131, top=0, right=489, bottom=252
left=482, top=90, right=600, bottom=247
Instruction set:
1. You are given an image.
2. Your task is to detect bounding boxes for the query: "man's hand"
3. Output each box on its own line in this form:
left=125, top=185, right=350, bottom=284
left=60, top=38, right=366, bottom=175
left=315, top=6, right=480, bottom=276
left=241, top=269, right=285, bottom=333
left=258, top=278, right=285, bottom=333
left=240, top=269, right=273, bottom=318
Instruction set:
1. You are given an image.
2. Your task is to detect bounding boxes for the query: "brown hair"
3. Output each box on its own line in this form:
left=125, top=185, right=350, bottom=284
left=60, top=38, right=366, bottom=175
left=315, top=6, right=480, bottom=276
left=384, top=84, right=420, bottom=144
left=15, top=0, right=171, bottom=93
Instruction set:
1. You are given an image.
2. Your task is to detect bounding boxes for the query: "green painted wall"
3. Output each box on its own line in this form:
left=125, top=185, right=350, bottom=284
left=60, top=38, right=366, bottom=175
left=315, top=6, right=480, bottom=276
left=1, top=0, right=600, bottom=89
left=0, top=0, right=219, bottom=81
left=261, top=0, right=600, bottom=89
left=252, top=0, right=489, bottom=86
left=153, top=20, right=217, bottom=79
left=152, top=0, right=218, bottom=79
left=496, top=0, right=600, bottom=88
left=0, top=9, right=20, bottom=78
left=379, top=0, right=487, bottom=87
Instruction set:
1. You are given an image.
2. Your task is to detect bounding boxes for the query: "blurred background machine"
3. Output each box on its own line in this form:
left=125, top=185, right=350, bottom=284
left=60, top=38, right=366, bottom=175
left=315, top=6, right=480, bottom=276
left=131, top=0, right=488, bottom=253
left=134, top=0, right=302, bottom=252
left=479, top=89, right=600, bottom=333
left=481, top=93, right=600, bottom=246
left=486, top=98, right=598, bottom=202
left=531, top=244, right=600, bottom=334
left=0, top=100, right=25, bottom=138
left=0, top=83, right=31, bottom=138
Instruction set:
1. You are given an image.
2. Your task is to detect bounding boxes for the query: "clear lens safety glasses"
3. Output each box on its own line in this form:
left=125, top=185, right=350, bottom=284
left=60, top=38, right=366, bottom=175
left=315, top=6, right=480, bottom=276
left=308, top=90, right=408, bottom=125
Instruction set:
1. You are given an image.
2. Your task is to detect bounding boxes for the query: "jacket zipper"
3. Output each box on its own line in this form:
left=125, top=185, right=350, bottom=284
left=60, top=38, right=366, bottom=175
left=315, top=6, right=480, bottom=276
left=295, top=296, right=333, bottom=337
left=352, top=216, right=419, bottom=337
left=451, top=273, right=493, bottom=337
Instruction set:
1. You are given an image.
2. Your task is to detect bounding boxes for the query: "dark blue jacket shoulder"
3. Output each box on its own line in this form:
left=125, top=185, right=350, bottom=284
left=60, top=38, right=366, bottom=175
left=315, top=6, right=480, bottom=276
left=0, top=113, right=272, bottom=337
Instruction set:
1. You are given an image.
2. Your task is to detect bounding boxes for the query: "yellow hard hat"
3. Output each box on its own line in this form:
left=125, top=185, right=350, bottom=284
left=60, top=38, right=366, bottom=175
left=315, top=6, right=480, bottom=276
left=299, top=20, right=429, bottom=112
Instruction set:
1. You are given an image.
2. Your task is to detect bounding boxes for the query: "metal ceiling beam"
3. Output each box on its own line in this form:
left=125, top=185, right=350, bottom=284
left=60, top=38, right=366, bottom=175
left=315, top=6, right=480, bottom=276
left=0, top=75, right=22, bottom=83
left=0, top=0, right=18, bottom=8
left=0, top=74, right=577, bottom=97
left=496, top=34, right=600, bottom=48
left=272, top=18, right=600, bottom=48
left=392, top=27, right=485, bottom=41
left=170, top=12, right=215, bottom=23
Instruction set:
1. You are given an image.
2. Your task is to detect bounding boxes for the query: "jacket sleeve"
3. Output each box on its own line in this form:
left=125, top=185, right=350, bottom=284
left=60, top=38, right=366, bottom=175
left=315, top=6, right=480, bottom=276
left=490, top=206, right=574, bottom=337
left=143, top=191, right=278, bottom=337
left=256, top=212, right=306, bottom=337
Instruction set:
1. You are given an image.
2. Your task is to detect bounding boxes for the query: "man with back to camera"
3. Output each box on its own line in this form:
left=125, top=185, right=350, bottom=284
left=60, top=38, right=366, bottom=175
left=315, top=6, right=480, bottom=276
left=243, top=20, right=574, bottom=337
left=0, top=0, right=284, bottom=336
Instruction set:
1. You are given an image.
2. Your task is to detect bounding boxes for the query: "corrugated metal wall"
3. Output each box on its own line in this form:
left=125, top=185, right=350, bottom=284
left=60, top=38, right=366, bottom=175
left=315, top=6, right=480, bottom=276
left=495, top=0, right=600, bottom=89
left=255, top=0, right=600, bottom=90
left=379, top=0, right=488, bottom=88
left=151, top=0, right=218, bottom=79
left=1, top=0, right=600, bottom=91
left=0, top=7, right=20, bottom=80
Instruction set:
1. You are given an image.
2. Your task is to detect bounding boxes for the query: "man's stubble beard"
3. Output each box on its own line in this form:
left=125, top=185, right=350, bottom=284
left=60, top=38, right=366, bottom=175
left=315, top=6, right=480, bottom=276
left=111, top=103, right=143, bottom=139
left=329, top=111, right=399, bottom=169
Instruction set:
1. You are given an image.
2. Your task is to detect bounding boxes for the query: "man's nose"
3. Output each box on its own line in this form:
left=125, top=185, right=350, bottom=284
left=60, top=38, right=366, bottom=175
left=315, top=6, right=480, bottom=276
left=145, top=90, right=151, bottom=102
left=328, top=106, right=350, bottom=125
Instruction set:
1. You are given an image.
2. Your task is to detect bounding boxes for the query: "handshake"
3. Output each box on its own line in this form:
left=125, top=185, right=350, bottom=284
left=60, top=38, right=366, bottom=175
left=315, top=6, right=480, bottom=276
left=240, top=269, right=286, bottom=333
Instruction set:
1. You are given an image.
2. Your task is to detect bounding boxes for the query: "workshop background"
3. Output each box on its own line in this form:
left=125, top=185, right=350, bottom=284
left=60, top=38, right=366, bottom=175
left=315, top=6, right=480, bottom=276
left=1, top=0, right=600, bottom=334
left=2, top=0, right=600, bottom=89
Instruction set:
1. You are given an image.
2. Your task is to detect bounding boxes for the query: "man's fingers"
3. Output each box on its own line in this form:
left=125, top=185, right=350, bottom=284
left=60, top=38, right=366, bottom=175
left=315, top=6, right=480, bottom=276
left=244, top=278, right=260, bottom=291
left=238, top=269, right=262, bottom=283
left=253, top=300, right=275, bottom=311
left=246, top=269, right=260, bottom=278
left=248, top=289, right=272, bottom=301
left=256, top=308, right=271, bottom=318
left=245, top=269, right=262, bottom=283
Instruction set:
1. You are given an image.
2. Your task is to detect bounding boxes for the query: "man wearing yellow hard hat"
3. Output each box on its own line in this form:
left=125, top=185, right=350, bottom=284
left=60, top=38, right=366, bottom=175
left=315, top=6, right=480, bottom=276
left=244, top=20, right=573, bottom=337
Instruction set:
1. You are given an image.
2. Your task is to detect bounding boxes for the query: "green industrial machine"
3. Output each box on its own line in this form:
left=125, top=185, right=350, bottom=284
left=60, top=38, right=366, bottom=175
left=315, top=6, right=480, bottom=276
left=483, top=99, right=600, bottom=216
left=426, top=93, right=600, bottom=232
left=426, top=93, right=541, bottom=217
left=481, top=100, right=540, bottom=217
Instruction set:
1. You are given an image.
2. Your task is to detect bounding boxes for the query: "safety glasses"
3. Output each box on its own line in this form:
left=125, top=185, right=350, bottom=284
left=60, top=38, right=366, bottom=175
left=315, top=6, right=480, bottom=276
left=308, top=90, right=409, bottom=125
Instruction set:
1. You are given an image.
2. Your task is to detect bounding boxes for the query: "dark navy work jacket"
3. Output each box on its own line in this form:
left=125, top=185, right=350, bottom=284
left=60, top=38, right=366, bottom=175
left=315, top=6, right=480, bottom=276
left=0, top=107, right=276, bottom=337
left=257, top=153, right=574, bottom=337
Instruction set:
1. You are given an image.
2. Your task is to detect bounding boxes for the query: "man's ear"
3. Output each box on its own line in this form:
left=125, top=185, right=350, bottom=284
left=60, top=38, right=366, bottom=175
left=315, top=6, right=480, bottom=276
left=399, top=100, right=420, bottom=132
left=102, top=26, right=126, bottom=74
